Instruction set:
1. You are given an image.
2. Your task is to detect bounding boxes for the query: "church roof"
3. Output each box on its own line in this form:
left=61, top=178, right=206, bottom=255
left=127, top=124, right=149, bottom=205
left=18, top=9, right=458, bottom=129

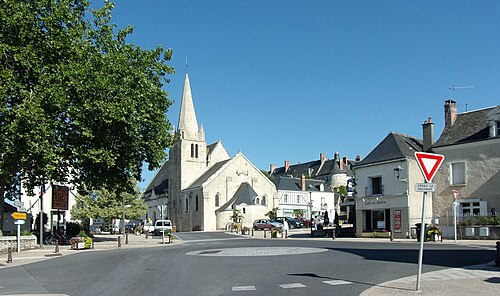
left=177, top=73, right=199, bottom=138
left=186, top=159, right=231, bottom=189
left=356, top=132, right=423, bottom=166
left=216, top=182, right=258, bottom=212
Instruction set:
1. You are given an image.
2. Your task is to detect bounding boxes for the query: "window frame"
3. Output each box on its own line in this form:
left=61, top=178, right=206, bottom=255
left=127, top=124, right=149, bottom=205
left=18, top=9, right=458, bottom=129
left=450, top=162, right=467, bottom=185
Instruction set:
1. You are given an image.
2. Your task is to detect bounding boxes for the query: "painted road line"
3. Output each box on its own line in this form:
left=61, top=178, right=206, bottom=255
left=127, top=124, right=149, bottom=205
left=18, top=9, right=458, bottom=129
left=323, top=280, right=353, bottom=286
left=279, top=283, right=307, bottom=289
left=232, top=286, right=256, bottom=291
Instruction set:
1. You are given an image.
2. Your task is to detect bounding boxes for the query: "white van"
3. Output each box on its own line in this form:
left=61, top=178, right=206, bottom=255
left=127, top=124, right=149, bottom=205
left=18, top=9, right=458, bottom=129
left=154, top=219, right=172, bottom=235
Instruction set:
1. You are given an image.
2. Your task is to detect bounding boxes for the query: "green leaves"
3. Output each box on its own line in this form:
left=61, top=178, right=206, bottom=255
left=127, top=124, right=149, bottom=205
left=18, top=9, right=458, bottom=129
left=1, top=0, right=174, bottom=198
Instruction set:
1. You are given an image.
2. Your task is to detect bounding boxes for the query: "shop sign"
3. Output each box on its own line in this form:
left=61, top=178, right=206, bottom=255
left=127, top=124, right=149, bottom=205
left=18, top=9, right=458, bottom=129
left=52, top=185, right=69, bottom=210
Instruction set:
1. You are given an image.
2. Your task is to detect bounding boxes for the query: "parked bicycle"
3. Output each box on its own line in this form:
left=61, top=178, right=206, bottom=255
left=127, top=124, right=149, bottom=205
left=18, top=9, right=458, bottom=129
left=44, top=232, right=70, bottom=245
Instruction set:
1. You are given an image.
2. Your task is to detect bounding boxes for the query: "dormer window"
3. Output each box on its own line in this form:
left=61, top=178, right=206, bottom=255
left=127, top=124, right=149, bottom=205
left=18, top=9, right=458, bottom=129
left=496, top=121, right=500, bottom=137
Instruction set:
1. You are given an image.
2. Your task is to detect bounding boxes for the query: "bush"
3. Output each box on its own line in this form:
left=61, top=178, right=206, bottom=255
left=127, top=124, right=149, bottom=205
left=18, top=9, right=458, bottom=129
left=84, top=237, right=92, bottom=248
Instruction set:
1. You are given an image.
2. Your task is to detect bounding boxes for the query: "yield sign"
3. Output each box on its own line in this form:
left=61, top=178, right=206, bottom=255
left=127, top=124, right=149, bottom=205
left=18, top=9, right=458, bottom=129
left=415, top=152, right=445, bottom=182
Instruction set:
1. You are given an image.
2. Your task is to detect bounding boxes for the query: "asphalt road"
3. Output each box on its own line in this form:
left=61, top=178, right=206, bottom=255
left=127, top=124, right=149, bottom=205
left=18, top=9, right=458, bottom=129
left=0, top=232, right=495, bottom=296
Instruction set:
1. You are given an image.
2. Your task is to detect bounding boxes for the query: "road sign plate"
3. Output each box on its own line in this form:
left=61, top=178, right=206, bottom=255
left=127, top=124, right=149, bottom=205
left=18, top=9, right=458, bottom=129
left=14, top=220, right=26, bottom=225
left=415, top=152, right=445, bottom=182
left=11, top=212, right=27, bottom=220
left=415, top=183, right=437, bottom=192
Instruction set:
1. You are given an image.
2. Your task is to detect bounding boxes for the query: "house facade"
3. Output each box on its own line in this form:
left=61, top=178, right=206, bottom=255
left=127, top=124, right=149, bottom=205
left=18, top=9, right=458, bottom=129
left=272, top=175, right=336, bottom=221
left=144, top=74, right=277, bottom=231
left=430, top=100, right=500, bottom=222
left=354, top=132, right=428, bottom=238
left=270, top=152, right=356, bottom=224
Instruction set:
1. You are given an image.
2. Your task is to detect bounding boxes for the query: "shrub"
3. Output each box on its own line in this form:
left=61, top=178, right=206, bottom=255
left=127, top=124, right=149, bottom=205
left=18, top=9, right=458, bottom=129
left=84, top=237, right=92, bottom=249
left=66, top=222, right=81, bottom=237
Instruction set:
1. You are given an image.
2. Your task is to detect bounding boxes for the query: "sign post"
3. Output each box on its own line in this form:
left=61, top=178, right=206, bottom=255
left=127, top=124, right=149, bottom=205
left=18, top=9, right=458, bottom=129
left=12, top=212, right=27, bottom=253
left=452, top=190, right=459, bottom=243
left=414, top=152, right=444, bottom=291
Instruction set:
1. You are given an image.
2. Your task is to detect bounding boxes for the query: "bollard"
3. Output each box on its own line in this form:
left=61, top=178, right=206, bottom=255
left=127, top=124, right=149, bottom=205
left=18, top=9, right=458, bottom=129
left=118, top=236, right=121, bottom=248
left=281, top=230, right=284, bottom=239
left=252, top=229, right=254, bottom=236
left=496, top=241, right=500, bottom=267
left=264, top=229, right=267, bottom=238
left=7, top=247, right=13, bottom=263
left=92, top=240, right=95, bottom=249
left=332, top=228, right=336, bottom=240
left=285, top=230, right=288, bottom=239
left=390, top=231, right=393, bottom=242
left=145, top=231, right=149, bottom=239
left=125, top=233, right=129, bottom=245
left=55, top=240, right=59, bottom=253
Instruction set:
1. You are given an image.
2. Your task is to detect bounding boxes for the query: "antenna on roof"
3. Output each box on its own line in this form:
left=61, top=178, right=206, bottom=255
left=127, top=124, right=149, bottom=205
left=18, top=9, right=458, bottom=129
left=449, top=85, right=474, bottom=99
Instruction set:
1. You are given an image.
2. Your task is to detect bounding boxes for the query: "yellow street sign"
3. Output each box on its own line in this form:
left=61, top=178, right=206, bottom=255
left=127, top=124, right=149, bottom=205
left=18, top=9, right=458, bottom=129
left=11, top=212, right=26, bottom=220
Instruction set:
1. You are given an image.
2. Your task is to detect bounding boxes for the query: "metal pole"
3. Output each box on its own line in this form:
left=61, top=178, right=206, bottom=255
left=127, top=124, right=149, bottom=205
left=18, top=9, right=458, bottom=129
left=161, top=204, right=165, bottom=244
left=453, top=202, right=458, bottom=243
left=39, top=191, right=43, bottom=249
left=416, top=191, right=427, bottom=291
left=122, top=198, right=125, bottom=236
left=17, top=223, right=21, bottom=253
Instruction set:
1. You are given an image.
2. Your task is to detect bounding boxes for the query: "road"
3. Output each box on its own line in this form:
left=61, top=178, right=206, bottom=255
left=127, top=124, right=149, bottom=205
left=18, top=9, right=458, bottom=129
left=0, top=232, right=494, bottom=296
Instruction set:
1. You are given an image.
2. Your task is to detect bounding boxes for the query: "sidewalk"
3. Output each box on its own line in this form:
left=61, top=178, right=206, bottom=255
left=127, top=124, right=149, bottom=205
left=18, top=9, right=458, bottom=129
left=0, top=232, right=178, bottom=269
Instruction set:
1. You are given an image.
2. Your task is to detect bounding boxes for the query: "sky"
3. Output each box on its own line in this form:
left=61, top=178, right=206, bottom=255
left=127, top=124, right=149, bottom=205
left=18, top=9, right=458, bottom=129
left=100, top=1, right=500, bottom=189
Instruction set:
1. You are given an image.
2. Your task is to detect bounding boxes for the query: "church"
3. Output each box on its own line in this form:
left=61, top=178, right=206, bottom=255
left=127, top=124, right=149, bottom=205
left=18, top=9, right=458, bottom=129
left=143, top=74, right=277, bottom=232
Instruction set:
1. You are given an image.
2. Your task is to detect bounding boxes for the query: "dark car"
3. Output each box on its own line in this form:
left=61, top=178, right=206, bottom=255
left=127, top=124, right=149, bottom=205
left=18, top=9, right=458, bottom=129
left=124, top=220, right=141, bottom=233
left=253, top=219, right=283, bottom=230
left=276, top=217, right=304, bottom=228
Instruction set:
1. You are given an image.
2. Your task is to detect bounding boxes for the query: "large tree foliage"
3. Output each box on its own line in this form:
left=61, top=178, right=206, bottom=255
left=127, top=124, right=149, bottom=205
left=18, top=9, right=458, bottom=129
left=0, top=0, right=174, bottom=230
left=70, top=185, right=147, bottom=226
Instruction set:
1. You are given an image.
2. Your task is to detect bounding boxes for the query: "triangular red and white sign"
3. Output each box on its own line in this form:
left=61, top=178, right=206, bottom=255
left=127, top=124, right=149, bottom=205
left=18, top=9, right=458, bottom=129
left=415, top=152, right=445, bottom=182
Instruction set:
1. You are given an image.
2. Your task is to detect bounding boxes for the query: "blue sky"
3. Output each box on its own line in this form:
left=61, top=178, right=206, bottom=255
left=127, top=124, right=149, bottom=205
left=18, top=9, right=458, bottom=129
left=102, top=1, right=500, bottom=189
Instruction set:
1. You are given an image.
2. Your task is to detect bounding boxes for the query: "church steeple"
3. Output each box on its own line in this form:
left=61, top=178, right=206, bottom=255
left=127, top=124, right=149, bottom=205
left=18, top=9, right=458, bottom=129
left=178, top=73, right=199, bottom=139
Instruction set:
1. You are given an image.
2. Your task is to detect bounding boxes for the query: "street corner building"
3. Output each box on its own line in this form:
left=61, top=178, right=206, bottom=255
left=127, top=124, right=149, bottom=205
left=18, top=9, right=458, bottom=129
left=143, top=74, right=277, bottom=232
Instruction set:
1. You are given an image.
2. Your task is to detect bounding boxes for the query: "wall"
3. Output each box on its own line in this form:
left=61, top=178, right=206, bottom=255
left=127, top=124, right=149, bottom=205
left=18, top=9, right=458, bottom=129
left=0, top=235, right=37, bottom=252
left=432, top=138, right=500, bottom=217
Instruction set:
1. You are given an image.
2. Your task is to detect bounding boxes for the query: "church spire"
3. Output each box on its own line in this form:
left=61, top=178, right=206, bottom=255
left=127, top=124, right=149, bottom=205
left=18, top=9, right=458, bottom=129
left=178, top=73, right=199, bottom=139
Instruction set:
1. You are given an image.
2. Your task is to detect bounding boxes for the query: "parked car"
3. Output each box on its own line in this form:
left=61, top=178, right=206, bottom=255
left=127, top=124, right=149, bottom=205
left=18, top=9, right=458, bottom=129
left=253, top=219, right=283, bottom=230
left=142, top=220, right=154, bottom=234
left=276, top=217, right=304, bottom=229
left=124, top=220, right=141, bottom=233
left=298, top=217, right=311, bottom=227
left=154, top=219, right=173, bottom=235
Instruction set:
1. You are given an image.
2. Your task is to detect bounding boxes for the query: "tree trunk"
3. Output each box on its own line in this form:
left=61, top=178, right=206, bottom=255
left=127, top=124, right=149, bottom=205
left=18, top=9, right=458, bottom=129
left=0, top=178, right=5, bottom=235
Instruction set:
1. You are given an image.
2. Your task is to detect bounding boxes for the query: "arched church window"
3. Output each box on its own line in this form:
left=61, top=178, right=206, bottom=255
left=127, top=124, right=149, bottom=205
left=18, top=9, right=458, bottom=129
left=195, top=195, right=199, bottom=211
left=185, top=197, right=189, bottom=213
left=262, top=195, right=267, bottom=206
left=215, top=194, right=220, bottom=207
left=255, top=198, right=260, bottom=205
left=195, top=144, right=199, bottom=158
left=242, top=208, right=246, bottom=214
left=191, top=144, right=194, bottom=158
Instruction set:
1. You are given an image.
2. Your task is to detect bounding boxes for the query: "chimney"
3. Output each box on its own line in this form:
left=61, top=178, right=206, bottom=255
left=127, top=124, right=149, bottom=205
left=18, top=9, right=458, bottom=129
left=355, top=155, right=361, bottom=162
left=320, top=153, right=325, bottom=164
left=284, top=160, right=290, bottom=173
left=334, top=151, right=340, bottom=160
left=301, top=174, right=306, bottom=191
left=422, top=117, right=434, bottom=151
left=339, top=159, right=344, bottom=171
left=444, top=99, right=457, bottom=127
left=270, top=164, right=276, bottom=175
left=342, top=157, right=348, bottom=165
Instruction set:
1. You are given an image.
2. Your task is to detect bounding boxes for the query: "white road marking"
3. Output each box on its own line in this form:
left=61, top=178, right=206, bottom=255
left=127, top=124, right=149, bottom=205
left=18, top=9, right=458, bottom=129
left=279, top=283, right=307, bottom=289
left=232, top=286, right=256, bottom=291
left=323, top=280, right=353, bottom=286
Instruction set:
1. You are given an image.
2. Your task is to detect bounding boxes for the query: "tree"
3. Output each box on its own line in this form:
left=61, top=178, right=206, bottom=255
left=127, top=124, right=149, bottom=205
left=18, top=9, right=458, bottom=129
left=0, top=0, right=174, bottom=231
left=265, top=207, right=279, bottom=220
left=292, top=209, right=303, bottom=218
left=70, top=184, right=147, bottom=231
left=230, top=209, right=243, bottom=223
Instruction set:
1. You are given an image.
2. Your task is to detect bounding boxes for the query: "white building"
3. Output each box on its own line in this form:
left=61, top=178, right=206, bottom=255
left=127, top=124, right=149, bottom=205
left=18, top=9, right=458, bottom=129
left=144, top=74, right=277, bottom=231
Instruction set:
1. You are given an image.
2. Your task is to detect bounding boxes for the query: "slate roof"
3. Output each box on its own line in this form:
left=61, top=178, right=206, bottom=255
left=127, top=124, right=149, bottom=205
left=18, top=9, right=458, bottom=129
left=356, top=132, right=423, bottom=167
left=185, top=159, right=231, bottom=189
left=217, top=182, right=258, bottom=212
left=433, top=107, right=497, bottom=148
left=272, top=176, right=325, bottom=192
left=271, top=158, right=353, bottom=178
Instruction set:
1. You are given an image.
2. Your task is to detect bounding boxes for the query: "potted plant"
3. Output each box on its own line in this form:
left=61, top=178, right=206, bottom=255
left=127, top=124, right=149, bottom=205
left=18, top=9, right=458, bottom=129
left=271, top=227, right=282, bottom=238
left=426, top=225, right=441, bottom=242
